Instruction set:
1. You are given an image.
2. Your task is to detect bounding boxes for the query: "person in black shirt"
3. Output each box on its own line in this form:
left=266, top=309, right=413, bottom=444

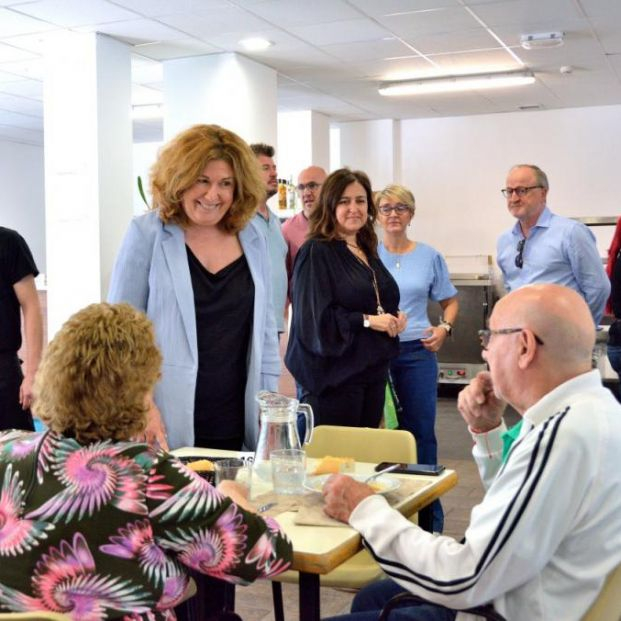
left=285, top=169, right=406, bottom=427
left=0, top=226, right=42, bottom=430
left=606, top=217, right=621, bottom=397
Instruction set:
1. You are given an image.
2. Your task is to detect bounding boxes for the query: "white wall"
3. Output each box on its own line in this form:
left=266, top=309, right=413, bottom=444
left=338, top=119, right=399, bottom=188
left=399, top=105, right=621, bottom=259
left=0, top=140, right=46, bottom=275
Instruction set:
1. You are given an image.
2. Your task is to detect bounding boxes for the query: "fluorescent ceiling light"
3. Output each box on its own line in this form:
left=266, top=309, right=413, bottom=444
left=378, top=70, right=535, bottom=96
left=520, top=32, right=564, bottom=50
left=132, top=104, right=163, bottom=120
left=239, top=37, right=273, bottom=51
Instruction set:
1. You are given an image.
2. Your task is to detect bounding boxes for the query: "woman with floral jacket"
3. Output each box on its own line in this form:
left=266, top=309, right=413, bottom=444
left=0, top=303, right=292, bottom=620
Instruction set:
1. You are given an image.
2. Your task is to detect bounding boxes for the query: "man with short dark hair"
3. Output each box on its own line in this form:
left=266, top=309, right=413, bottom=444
left=0, top=226, right=42, bottom=430
left=250, top=143, right=288, bottom=334
left=496, top=164, right=609, bottom=324
left=322, top=284, right=621, bottom=621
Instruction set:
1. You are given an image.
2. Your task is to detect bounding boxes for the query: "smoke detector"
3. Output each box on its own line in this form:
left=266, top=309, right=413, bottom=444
left=520, top=32, right=564, bottom=50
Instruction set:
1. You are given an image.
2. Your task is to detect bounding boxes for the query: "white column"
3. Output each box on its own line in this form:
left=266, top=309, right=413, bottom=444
left=277, top=110, right=330, bottom=181
left=163, top=53, right=277, bottom=146
left=43, top=32, right=133, bottom=337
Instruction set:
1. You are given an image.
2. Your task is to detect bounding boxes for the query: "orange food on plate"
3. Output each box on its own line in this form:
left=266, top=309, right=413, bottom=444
left=313, top=456, right=355, bottom=475
left=185, top=459, right=215, bottom=472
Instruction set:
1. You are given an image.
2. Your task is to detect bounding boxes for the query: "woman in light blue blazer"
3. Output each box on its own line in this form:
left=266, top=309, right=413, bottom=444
left=109, top=125, right=280, bottom=451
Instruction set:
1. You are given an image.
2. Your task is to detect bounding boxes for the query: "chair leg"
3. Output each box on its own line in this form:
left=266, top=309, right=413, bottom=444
left=272, top=581, right=285, bottom=621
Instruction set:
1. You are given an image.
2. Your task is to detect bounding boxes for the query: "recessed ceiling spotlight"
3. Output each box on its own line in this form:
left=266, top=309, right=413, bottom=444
left=520, top=32, right=564, bottom=50
left=239, top=37, right=273, bottom=51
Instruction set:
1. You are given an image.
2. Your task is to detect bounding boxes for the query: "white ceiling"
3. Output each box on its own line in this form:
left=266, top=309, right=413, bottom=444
left=0, top=0, right=620, bottom=145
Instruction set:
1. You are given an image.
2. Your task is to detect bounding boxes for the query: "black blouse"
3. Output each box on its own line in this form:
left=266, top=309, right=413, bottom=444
left=187, top=246, right=254, bottom=439
left=285, top=238, right=400, bottom=394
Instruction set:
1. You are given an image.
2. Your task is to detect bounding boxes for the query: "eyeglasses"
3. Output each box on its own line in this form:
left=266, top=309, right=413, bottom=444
left=501, top=186, right=543, bottom=198
left=478, top=328, right=544, bottom=350
left=378, top=204, right=411, bottom=215
left=515, top=238, right=526, bottom=269
left=296, top=182, right=321, bottom=192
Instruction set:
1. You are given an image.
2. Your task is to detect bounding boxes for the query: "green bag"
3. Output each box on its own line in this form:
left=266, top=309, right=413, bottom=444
left=383, top=374, right=402, bottom=430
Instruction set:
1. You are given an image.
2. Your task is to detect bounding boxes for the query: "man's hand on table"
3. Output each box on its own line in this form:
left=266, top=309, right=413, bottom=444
left=457, top=371, right=507, bottom=433
left=322, top=474, right=375, bottom=523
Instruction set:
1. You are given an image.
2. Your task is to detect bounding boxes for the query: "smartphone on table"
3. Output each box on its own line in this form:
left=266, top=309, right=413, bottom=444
left=375, top=462, right=445, bottom=476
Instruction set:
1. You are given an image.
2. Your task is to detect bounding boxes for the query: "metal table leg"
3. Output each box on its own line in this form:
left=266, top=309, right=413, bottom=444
left=418, top=505, right=433, bottom=533
left=298, top=572, right=321, bottom=621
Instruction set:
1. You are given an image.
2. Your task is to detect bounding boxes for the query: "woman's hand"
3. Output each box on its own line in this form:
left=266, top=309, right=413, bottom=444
left=217, top=480, right=256, bottom=512
left=368, top=313, right=402, bottom=338
left=137, top=397, right=169, bottom=451
left=421, top=325, right=449, bottom=352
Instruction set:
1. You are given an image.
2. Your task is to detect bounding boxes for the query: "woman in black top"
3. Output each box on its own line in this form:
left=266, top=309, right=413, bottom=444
left=285, top=169, right=406, bottom=427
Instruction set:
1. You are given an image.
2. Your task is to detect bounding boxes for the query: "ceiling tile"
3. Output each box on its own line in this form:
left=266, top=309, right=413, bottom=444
left=14, top=0, right=139, bottom=28
left=158, top=7, right=270, bottom=38
left=407, top=28, right=503, bottom=55
left=75, top=18, right=189, bottom=45
left=0, top=91, right=42, bottom=116
left=112, top=0, right=229, bottom=18
left=320, top=38, right=416, bottom=63
left=0, top=77, right=42, bottom=99
left=128, top=39, right=221, bottom=60
left=0, top=30, right=67, bottom=55
left=0, top=7, right=58, bottom=37
left=289, top=18, right=391, bottom=46
left=238, top=0, right=361, bottom=27
left=0, top=41, right=37, bottom=62
left=0, top=124, right=43, bottom=145
left=379, top=6, right=483, bottom=38
left=0, top=57, right=44, bottom=80
left=471, top=0, right=583, bottom=27
left=348, top=0, right=460, bottom=17
left=0, top=107, right=42, bottom=129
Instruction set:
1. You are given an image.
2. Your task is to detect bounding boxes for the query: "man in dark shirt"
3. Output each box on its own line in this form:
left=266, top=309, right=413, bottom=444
left=0, top=227, right=42, bottom=430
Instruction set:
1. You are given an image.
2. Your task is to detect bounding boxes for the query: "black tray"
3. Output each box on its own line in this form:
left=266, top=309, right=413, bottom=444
left=176, top=455, right=230, bottom=483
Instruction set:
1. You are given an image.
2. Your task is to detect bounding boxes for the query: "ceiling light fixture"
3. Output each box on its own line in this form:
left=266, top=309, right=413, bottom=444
left=378, top=70, right=536, bottom=96
left=239, top=37, right=273, bottom=51
left=520, top=32, right=564, bottom=50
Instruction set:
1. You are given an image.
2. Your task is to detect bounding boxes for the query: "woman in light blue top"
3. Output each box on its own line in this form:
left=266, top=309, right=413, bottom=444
left=377, top=184, right=458, bottom=533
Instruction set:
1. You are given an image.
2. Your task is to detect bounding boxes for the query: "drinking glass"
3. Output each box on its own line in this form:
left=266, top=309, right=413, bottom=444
left=270, top=448, right=306, bottom=494
left=214, top=458, right=253, bottom=496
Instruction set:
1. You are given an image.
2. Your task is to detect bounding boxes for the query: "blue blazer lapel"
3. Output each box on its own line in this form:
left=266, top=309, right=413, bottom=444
left=161, top=223, right=197, bottom=359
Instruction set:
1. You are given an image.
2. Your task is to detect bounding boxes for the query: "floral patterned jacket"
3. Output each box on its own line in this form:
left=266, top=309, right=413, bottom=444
left=0, top=430, right=293, bottom=620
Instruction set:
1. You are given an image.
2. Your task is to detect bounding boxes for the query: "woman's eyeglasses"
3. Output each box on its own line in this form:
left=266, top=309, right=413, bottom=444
left=378, top=204, right=411, bottom=215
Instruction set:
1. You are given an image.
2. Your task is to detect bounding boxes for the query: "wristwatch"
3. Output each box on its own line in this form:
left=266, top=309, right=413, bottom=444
left=439, top=321, right=453, bottom=335
left=363, top=314, right=371, bottom=328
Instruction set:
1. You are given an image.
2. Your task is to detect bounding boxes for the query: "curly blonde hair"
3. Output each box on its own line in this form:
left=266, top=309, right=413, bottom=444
left=33, top=303, right=162, bottom=443
left=151, top=124, right=264, bottom=234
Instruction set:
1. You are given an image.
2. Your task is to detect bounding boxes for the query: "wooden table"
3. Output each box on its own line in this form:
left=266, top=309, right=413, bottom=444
left=172, top=447, right=458, bottom=621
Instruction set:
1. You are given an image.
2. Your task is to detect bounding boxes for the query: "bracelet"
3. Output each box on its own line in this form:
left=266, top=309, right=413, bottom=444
left=438, top=322, right=452, bottom=335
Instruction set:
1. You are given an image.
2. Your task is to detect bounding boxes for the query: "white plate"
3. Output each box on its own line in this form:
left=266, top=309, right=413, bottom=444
left=303, top=473, right=400, bottom=494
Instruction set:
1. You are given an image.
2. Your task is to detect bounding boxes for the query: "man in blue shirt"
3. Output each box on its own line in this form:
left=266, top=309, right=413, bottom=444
left=250, top=143, right=288, bottom=334
left=496, top=164, right=609, bottom=325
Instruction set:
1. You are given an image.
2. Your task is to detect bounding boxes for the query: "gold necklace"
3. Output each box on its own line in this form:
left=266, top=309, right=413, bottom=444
left=347, top=244, right=385, bottom=314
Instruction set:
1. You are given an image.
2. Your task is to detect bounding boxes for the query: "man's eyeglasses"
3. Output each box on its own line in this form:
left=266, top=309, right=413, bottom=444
left=297, top=182, right=321, bottom=192
left=515, top=238, right=526, bottom=269
left=478, top=328, right=544, bottom=350
left=378, top=204, right=411, bottom=215
left=501, top=186, right=543, bottom=198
